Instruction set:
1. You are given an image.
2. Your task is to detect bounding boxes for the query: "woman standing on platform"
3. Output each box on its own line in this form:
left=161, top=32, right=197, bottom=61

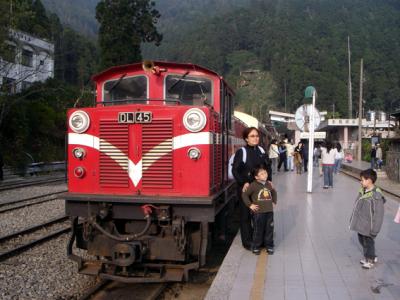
left=334, top=142, right=344, bottom=174
left=268, top=139, right=279, bottom=174
left=232, top=127, right=272, bottom=250
left=321, top=141, right=338, bottom=189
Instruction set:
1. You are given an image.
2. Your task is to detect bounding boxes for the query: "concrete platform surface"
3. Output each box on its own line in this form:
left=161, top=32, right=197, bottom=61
left=206, top=169, right=400, bottom=300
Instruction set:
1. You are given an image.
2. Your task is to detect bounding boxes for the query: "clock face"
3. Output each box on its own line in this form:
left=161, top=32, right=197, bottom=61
left=295, top=104, right=321, bottom=131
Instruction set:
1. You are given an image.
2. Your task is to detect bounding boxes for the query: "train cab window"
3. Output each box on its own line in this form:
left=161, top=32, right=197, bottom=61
left=103, top=75, right=147, bottom=105
left=165, top=75, right=213, bottom=106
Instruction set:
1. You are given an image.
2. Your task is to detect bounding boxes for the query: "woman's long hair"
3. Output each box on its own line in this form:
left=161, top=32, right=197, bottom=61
left=326, top=141, right=333, bottom=152
left=336, top=142, right=342, bottom=152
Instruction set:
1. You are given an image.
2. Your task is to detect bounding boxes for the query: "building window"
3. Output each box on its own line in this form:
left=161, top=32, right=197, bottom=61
left=4, top=44, right=17, bottom=63
left=1, top=77, right=16, bottom=94
left=22, top=81, right=32, bottom=90
left=21, top=49, right=33, bottom=67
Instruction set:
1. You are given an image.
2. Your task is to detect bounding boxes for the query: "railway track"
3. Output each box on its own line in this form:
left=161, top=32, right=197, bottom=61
left=0, top=190, right=66, bottom=213
left=0, top=215, right=70, bottom=262
left=0, top=175, right=66, bottom=192
left=79, top=280, right=168, bottom=300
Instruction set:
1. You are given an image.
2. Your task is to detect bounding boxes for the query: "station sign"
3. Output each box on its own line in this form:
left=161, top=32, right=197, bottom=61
left=300, top=131, right=326, bottom=139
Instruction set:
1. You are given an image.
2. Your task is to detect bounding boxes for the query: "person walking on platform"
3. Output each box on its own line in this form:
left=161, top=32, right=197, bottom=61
left=370, top=144, right=377, bottom=170
left=334, top=142, right=344, bottom=174
left=285, top=139, right=294, bottom=171
left=277, top=141, right=288, bottom=171
left=268, top=139, right=279, bottom=174
left=321, top=141, right=337, bottom=188
left=376, top=144, right=383, bottom=170
left=349, top=169, right=385, bottom=269
left=232, top=127, right=272, bottom=250
left=242, top=165, right=277, bottom=255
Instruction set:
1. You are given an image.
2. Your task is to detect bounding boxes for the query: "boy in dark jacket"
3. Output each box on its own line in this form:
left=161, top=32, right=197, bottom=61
left=242, top=165, right=277, bottom=255
left=349, top=169, right=385, bottom=269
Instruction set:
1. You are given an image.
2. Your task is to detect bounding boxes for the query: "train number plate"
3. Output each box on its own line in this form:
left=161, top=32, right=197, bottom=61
left=118, top=112, right=152, bottom=124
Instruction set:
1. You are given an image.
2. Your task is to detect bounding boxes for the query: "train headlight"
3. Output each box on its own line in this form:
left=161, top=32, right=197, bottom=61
left=72, top=147, right=86, bottom=159
left=73, top=167, right=86, bottom=178
left=188, top=147, right=201, bottom=160
left=183, top=108, right=206, bottom=132
left=69, top=110, right=90, bottom=133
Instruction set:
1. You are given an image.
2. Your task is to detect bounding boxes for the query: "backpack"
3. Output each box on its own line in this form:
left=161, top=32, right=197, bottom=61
left=228, top=146, right=265, bottom=180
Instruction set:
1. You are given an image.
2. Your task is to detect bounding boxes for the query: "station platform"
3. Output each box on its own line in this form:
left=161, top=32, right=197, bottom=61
left=206, top=168, right=400, bottom=300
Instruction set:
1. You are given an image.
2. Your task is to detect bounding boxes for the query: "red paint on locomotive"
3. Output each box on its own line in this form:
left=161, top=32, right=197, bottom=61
left=64, top=61, right=251, bottom=282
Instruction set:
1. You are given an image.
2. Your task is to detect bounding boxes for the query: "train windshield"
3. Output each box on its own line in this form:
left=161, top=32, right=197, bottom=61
left=165, top=75, right=213, bottom=106
left=103, top=75, right=147, bottom=105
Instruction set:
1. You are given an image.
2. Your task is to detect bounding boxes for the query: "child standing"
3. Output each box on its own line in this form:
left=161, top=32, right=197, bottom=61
left=242, top=165, right=277, bottom=255
left=349, top=169, right=385, bottom=269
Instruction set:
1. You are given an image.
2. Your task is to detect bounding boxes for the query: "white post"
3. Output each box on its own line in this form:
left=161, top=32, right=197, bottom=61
left=307, top=90, right=316, bottom=193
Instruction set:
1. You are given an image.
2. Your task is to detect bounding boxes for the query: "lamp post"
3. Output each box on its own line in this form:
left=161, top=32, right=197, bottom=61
left=305, top=86, right=317, bottom=193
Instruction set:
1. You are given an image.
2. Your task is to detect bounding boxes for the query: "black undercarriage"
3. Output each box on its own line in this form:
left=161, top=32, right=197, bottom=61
left=64, top=183, right=236, bottom=282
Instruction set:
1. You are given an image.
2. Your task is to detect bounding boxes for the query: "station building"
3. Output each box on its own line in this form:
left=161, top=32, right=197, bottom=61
left=0, top=29, right=54, bottom=93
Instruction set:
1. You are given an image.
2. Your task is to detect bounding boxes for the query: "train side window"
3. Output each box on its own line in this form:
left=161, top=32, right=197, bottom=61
left=103, top=75, right=147, bottom=105
left=165, top=75, right=213, bottom=106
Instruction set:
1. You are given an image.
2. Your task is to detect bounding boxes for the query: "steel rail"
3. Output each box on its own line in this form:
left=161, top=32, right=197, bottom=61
left=0, top=190, right=67, bottom=208
left=0, top=192, right=66, bottom=214
left=0, top=176, right=66, bottom=192
left=78, top=280, right=112, bottom=300
left=0, top=216, right=70, bottom=261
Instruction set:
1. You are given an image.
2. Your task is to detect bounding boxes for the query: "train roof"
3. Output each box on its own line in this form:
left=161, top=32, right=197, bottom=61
left=234, top=111, right=263, bottom=129
left=91, top=61, right=234, bottom=93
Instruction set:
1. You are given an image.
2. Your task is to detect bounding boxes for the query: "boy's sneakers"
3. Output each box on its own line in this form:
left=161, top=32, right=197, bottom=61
left=361, top=258, right=376, bottom=269
left=252, top=249, right=261, bottom=255
left=360, top=257, right=378, bottom=265
left=266, top=248, right=274, bottom=255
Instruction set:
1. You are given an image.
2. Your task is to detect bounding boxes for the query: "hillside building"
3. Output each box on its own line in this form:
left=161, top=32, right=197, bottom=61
left=0, top=29, right=54, bottom=93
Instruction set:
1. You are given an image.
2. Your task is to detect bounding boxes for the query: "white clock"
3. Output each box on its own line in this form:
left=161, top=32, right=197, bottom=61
left=295, top=104, right=321, bottom=132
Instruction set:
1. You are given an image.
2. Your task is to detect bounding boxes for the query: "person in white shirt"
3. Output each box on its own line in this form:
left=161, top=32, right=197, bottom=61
left=285, top=140, right=295, bottom=171
left=334, top=142, right=344, bottom=174
left=268, top=140, right=279, bottom=174
left=321, top=141, right=338, bottom=188
left=376, top=144, right=383, bottom=170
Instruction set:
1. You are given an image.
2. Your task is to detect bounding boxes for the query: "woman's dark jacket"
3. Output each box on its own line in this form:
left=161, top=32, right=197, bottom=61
left=232, top=145, right=272, bottom=185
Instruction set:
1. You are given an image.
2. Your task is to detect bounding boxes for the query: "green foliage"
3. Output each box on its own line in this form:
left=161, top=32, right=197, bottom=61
left=41, top=0, right=100, bottom=38
left=96, top=0, right=162, bottom=69
left=0, top=1, right=98, bottom=170
left=1, top=79, right=82, bottom=168
left=11, top=0, right=51, bottom=39
left=362, top=138, right=389, bottom=163
left=54, top=27, right=99, bottom=85
left=144, top=0, right=400, bottom=117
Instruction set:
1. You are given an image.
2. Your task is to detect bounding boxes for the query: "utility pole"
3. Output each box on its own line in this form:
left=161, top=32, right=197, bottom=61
left=357, top=59, right=363, bottom=161
left=284, top=79, right=287, bottom=112
left=348, top=36, right=353, bottom=118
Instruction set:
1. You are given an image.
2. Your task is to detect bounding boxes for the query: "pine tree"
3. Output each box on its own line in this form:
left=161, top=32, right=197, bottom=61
left=96, top=0, right=162, bottom=69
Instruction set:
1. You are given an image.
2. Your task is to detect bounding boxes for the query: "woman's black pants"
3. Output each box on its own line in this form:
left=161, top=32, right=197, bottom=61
left=237, top=185, right=252, bottom=249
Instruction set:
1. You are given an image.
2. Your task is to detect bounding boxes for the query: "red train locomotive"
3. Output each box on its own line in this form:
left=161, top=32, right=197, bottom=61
left=64, top=61, right=249, bottom=282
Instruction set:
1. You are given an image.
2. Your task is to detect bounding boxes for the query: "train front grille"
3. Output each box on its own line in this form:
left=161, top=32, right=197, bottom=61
left=142, top=119, right=173, bottom=189
left=99, top=120, right=129, bottom=188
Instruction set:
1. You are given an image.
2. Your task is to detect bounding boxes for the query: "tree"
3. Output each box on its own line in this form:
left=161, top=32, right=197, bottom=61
left=96, top=0, right=162, bottom=69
